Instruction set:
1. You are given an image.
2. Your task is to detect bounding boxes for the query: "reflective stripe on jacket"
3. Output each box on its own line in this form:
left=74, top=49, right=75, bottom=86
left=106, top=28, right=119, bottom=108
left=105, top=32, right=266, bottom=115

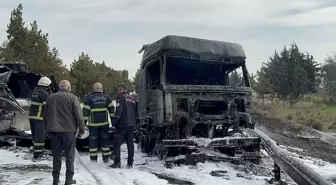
left=29, top=86, right=51, bottom=120
left=83, top=92, right=115, bottom=127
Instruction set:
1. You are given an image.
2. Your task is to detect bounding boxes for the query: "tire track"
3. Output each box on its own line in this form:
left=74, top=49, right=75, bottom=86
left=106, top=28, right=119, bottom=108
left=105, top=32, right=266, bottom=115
left=75, top=149, right=135, bottom=185
left=75, top=149, right=103, bottom=185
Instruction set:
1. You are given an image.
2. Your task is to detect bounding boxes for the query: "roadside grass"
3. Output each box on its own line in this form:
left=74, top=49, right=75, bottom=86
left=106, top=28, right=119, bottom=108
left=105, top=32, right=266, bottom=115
left=253, top=95, right=336, bottom=132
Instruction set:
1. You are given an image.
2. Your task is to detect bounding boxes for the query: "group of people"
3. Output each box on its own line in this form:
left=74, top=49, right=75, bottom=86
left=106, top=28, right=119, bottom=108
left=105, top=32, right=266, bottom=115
left=28, top=77, right=139, bottom=185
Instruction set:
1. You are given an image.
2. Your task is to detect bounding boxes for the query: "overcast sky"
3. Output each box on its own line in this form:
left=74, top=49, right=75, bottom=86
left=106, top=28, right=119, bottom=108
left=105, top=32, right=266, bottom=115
left=0, top=0, right=336, bottom=78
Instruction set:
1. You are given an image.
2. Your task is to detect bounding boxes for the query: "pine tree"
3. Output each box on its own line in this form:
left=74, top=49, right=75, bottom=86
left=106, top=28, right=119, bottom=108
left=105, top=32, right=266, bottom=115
left=257, top=43, right=318, bottom=106
left=133, top=68, right=141, bottom=93
left=2, top=3, right=28, bottom=61
left=322, top=54, right=336, bottom=103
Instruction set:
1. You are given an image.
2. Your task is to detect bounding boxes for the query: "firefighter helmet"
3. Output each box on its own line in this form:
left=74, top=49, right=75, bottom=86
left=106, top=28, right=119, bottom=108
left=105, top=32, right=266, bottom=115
left=37, top=76, right=52, bottom=87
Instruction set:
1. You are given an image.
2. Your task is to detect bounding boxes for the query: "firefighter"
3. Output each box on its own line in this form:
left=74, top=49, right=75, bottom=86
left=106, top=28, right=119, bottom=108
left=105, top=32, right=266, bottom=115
left=28, top=76, right=53, bottom=159
left=83, top=82, right=115, bottom=163
left=110, top=83, right=139, bottom=168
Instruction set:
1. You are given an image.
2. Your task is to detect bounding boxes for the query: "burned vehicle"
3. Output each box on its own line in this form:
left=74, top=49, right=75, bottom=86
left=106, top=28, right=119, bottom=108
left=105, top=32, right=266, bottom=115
left=136, top=35, right=261, bottom=164
left=0, top=62, right=116, bottom=152
left=0, top=61, right=58, bottom=147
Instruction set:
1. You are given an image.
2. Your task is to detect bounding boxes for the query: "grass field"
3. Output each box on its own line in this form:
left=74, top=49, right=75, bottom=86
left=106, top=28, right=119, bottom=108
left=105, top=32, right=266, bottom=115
left=253, top=95, right=336, bottom=132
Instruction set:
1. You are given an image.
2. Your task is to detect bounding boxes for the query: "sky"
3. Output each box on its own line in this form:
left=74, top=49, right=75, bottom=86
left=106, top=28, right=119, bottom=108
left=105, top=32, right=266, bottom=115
left=0, top=0, right=336, bottom=78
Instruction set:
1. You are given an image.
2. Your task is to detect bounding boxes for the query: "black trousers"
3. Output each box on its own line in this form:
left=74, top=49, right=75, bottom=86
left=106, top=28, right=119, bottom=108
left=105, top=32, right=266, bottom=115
left=113, top=127, right=135, bottom=165
left=88, top=125, right=111, bottom=161
left=50, top=132, right=76, bottom=181
left=29, top=119, right=45, bottom=156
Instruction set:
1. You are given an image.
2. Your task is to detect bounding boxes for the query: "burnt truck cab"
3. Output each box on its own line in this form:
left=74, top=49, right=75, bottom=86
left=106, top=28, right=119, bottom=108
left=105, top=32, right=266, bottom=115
left=0, top=61, right=58, bottom=133
left=137, top=35, right=260, bottom=161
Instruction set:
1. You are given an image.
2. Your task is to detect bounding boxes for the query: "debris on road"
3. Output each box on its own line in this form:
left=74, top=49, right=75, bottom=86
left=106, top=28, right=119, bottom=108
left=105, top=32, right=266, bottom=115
left=0, top=144, right=287, bottom=185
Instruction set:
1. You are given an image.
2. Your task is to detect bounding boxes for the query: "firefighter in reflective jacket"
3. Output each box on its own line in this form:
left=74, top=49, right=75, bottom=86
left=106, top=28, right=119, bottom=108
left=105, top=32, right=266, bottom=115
left=28, top=76, right=53, bottom=159
left=83, top=82, right=115, bottom=163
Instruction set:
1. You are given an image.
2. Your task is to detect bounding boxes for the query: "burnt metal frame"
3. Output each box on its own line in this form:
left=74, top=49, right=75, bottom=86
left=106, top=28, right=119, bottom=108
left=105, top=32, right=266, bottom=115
left=142, top=54, right=253, bottom=126
left=143, top=54, right=250, bottom=90
left=162, top=55, right=250, bottom=88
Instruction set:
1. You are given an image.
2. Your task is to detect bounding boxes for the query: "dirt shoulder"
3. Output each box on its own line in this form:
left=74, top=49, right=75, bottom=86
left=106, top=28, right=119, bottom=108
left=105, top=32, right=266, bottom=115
left=253, top=112, right=336, bottom=164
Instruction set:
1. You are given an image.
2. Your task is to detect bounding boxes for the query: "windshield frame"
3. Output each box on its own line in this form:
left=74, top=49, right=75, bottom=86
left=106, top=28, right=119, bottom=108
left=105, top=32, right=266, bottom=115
left=164, top=56, right=245, bottom=86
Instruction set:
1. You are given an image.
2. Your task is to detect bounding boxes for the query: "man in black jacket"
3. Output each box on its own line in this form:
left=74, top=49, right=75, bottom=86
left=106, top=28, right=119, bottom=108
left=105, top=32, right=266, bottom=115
left=83, top=82, right=115, bottom=163
left=110, top=83, right=138, bottom=168
left=29, top=76, right=53, bottom=159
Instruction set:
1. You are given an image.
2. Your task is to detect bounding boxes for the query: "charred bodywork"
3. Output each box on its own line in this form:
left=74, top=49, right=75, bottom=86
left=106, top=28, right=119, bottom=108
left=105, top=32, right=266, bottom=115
left=0, top=62, right=115, bottom=151
left=136, top=35, right=261, bottom=164
left=0, top=62, right=59, bottom=146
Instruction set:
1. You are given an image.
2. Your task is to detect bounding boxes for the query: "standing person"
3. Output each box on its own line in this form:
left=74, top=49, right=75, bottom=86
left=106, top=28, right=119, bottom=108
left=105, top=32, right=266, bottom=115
left=28, top=76, right=53, bottom=160
left=83, top=82, right=115, bottom=163
left=110, top=83, right=139, bottom=168
left=43, top=80, right=85, bottom=185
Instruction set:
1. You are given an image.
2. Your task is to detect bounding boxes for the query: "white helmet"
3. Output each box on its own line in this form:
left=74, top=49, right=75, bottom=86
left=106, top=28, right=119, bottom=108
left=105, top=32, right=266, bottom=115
left=37, top=76, right=51, bottom=87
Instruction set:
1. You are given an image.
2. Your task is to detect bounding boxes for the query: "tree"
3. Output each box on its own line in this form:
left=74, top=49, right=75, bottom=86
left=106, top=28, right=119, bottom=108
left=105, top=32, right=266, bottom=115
left=0, top=3, right=28, bottom=61
left=70, top=53, right=97, bottom=100
left=69, top=53, right=133, bottom=99
left=133, top=68, right=141, bottom=93
left=254, top=67, right=272, bottom=102
left=1, top=4, right=68, bottom=82
left=25, top=20, right=51, bottom=72
left=48, top=47, right=69, bottom=81
left=257, top=43, right=318, bottom=106
left=0, top=41, right=11, bottom=60
left=322, top=54, right=336, bottom=103
left=248, top=72, right=257, bottom=90
left=290, top=43, right=320, bottom=93
left=263, top=49, right=289, bottom=101
left=286, top=44, right=309, bottom=106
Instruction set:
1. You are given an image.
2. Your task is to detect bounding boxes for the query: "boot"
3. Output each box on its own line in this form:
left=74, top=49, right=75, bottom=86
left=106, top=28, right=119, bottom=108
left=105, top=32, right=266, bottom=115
left=65, top=175, right=76, bottom=185
left=33, top=153, right=42, bottom=159
left=109, top=162, right=121, bottom=168
left=32, top=153, right=43, bottom=162
left=103, top=158, right=110, bottom=163
left=90, top=156, right=97, bottom=162
left=64, top=179, right=76, bottom=185
left=127, top=159, right=133, bottom=168
left=65, top=172, right=76, bottom=185
left=52, top=173, right=60, bottom=185
left=33, top=153, right=49, bottom=162
left=90, top=159, right=97, bottom=162
left=53, top=179, right=60, bottom=185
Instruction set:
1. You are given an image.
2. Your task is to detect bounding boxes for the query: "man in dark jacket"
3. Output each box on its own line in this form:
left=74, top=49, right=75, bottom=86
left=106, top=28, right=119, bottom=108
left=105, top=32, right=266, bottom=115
left=83, top=82, right=115, bottom=163
left=29, top=76, right=53, bottom=159
left=44, top=80, right=85, bottom=185
left=110, top=83, right=139, bottom=168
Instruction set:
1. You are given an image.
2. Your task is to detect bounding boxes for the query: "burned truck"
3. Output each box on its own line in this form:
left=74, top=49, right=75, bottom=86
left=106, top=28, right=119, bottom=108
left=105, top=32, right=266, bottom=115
left=136, top=35, right=261, bottom=164
left=0, top=61, right=58, bottom=147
